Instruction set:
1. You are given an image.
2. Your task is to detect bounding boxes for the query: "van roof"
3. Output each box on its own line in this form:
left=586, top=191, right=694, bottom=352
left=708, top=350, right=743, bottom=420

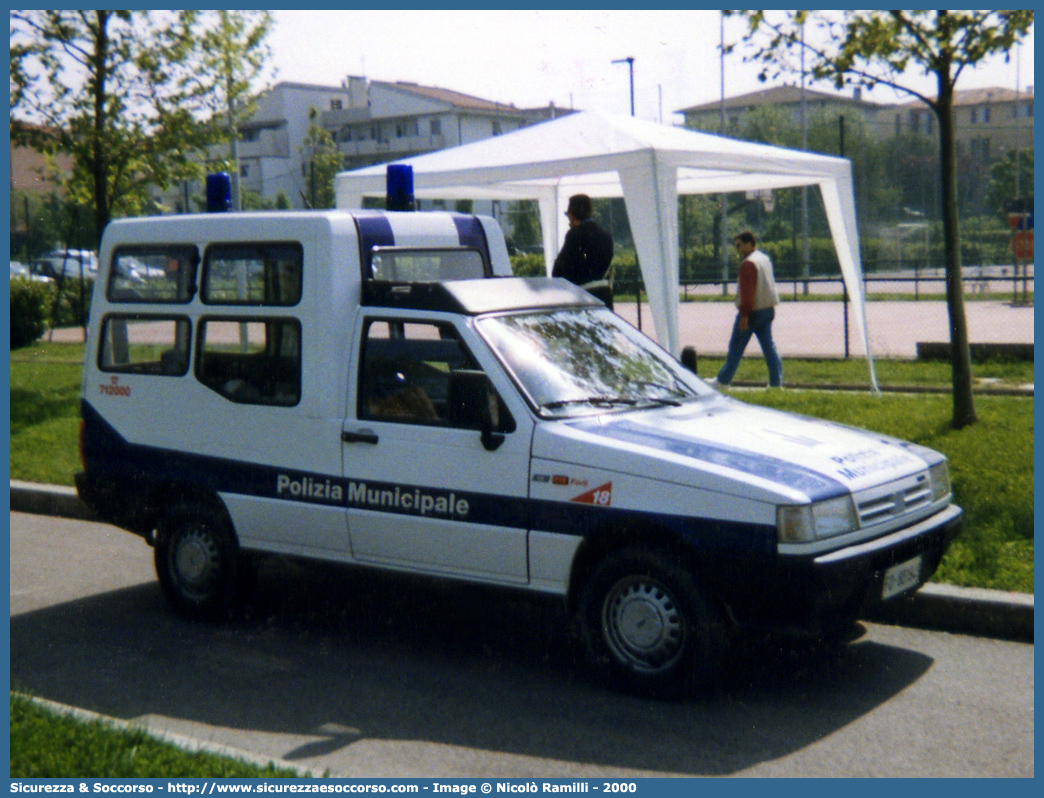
left=363, top=277, right=603, bottom=315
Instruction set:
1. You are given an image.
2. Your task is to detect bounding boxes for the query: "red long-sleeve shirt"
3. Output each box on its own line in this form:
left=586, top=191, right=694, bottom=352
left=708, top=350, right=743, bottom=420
left=737, top=259, right=758, bottom=318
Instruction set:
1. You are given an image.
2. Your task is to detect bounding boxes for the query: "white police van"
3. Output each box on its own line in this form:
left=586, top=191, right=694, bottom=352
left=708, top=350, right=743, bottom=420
left=77, top=207, right=962, bottom=696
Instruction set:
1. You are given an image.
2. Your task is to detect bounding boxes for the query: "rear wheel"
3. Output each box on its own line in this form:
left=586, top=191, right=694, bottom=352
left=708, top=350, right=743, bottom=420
left=154, top=503, right=246, bottom=620
left=577, top=547, right=725, bottom=697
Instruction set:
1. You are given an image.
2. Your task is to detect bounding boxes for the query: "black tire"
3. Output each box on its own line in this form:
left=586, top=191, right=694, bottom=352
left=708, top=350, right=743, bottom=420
left=577, top=546, right=725, bottom=697
left=154, top=503, right=246, bottom=620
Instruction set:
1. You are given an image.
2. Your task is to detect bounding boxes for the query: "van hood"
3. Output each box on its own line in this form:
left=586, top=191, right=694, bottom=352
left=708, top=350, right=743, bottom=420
left=533, top=397, right=932, bottom=502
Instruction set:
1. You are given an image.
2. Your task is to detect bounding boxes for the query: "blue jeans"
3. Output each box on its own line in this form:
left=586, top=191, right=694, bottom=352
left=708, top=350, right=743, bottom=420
left=716, top=307, right=783, bottom=387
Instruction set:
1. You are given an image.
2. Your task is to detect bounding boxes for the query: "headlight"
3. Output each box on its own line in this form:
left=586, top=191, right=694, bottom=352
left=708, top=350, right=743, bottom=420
left=928, top=461, right=951, bottom=502
left=777, top=495, right=859, bottom=543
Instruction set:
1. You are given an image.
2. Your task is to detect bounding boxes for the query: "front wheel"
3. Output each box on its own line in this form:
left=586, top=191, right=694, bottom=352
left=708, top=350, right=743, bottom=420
left=154, top=503, right=246, bottom=620
left=577, top=547, right=725, bottom=697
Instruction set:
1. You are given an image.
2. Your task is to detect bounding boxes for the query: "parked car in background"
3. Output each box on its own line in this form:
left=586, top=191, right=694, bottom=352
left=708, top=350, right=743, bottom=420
left=30, top=249, right=98, bottom=280
left=10, top=260, right=54, bottom=283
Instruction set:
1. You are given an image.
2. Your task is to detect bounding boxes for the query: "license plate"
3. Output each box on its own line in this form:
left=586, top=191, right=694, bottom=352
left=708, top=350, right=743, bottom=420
left=882, top=555, right=923, bottom=600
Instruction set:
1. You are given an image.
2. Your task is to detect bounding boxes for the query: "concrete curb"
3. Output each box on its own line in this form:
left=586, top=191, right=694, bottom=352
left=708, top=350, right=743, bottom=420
left=11, top=481, right=1033, bottom=643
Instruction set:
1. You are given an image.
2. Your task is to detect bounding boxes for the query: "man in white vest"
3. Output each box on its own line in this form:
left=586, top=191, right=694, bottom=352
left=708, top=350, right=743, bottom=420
left=715, top=230, right=783, bottom=387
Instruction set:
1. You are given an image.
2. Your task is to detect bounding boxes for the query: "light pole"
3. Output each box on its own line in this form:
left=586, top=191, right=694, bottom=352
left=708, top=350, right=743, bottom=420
left=612, top=57, right=638, bottom=327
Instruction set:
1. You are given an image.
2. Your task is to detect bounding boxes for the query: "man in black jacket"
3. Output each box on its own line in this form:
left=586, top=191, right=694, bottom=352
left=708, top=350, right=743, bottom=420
left=552, top=194, right=615, bottom=309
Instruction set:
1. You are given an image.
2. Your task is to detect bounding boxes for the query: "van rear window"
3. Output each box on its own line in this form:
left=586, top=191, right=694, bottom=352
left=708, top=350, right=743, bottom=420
left=108, top=246, right=197, bottom=303
left=99, top=315, right=190, bottom=376
left=202, top=243, right=302, bottom=306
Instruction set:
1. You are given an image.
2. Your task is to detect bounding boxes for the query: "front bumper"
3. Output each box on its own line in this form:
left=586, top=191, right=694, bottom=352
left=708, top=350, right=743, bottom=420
left=714, top=504, right=963, bottom=634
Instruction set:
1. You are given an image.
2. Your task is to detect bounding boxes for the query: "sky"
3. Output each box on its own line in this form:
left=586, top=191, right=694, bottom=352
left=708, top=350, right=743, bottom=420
left=268, top=10, right=1035, bottom=123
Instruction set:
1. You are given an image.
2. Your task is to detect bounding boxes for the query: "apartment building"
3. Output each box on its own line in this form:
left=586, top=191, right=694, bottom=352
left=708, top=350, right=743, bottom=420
left=229, top=78, right=559, bottom=208
left=892, top=86, right=1034, bottom=165
left=678, top=84, right=887, bottom=138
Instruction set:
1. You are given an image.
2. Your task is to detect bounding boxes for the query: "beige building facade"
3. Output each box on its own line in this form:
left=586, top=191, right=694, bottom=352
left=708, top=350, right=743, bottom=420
left=679, top=84, right=1034, bottom=165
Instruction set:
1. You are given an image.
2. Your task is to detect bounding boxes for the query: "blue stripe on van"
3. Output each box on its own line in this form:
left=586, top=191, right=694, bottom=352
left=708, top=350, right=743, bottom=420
left=353, top=213, right=395, bottom=278
left=80, top=400, right=777, bottom=559
left=451, top=214, right=490, bottom=273
left=568, top=417, right=849, bottom=502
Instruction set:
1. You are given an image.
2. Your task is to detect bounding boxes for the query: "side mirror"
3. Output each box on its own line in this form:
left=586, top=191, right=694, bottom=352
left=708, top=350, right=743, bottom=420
left=448, top=370, right=505, bottom=451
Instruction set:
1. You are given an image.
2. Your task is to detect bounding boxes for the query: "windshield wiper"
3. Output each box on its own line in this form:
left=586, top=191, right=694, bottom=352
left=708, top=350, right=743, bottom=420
left=637, top=396, right=684, bottom=407
left=542, top=396, right=638, bottom=410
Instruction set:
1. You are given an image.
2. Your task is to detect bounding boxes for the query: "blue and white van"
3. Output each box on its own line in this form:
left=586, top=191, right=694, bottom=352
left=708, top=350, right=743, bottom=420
left=77, top=209, right=962, bottom=696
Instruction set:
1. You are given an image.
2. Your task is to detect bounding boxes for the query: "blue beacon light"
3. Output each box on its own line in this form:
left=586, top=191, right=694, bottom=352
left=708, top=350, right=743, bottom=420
left=386, top=164, right=416, bottom=212
left=206, top=172, right=233, bottom=213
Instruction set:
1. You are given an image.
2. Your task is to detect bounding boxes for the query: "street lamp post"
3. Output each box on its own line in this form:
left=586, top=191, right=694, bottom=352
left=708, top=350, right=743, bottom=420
left=612, top=56, right=635, bottom=116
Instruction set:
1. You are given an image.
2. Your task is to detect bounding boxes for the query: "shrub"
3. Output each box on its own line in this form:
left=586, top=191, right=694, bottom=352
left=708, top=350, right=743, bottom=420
left=50, top=276, right=94, bottom=328
left=9, top=279, right=54, bottom=350
left=510, top=252, right=546, bottom=278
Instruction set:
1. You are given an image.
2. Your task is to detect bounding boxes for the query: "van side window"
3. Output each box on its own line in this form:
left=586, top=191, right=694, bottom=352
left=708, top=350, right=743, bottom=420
left=108, top=246, right=198, bottom=303
left=358, top=319, right=513, bottom=434
left=202, top=243, right=302, bottom=306
left=359, top=321, right=474, bottom=423
left=99, top=315, right=190, bottom=376
left=196, top=319, right=301, bottom=406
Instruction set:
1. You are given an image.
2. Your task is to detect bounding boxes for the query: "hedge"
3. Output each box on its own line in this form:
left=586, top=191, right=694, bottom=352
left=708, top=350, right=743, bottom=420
left=10, top=279, right=54, bottom=349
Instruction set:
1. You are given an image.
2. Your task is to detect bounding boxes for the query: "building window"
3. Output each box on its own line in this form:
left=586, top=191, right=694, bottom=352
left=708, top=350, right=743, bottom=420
left=983, top=106, right=991, bottom=123
left=331, top=99, right=342, bottom=110
left=240, top=164, right=249, bottom=178
left=430, top=118, right=442, bottom=136
left=492, top=120, right=502, bottom=136
left=970, top=109, right=978, bottom=124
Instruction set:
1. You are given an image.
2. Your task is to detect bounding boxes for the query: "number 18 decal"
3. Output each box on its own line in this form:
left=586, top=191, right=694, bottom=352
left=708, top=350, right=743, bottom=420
left=572, top=482, right=612, bottom=507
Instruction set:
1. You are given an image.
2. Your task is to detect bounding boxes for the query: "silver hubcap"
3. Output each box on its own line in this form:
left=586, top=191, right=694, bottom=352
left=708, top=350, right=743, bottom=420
left=603, top=577, right=684, bottom=673
left=173, top=527, right=220, bottom=597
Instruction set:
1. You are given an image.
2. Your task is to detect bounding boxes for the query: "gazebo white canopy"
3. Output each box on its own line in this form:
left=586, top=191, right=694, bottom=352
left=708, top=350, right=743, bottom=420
left=335, top=109, right=877, bottom=389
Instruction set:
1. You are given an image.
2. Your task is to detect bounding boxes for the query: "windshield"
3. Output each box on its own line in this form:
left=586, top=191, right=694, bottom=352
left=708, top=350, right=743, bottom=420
left=476, top=307, right=713, bottom=417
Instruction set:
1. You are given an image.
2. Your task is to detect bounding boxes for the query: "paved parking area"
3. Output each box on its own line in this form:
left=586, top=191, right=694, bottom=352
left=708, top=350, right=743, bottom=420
left=616, top=299, right=1034, bottom=359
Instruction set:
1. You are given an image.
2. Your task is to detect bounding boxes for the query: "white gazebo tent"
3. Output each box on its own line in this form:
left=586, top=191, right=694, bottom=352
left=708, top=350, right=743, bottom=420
left=335, top=109, right=877, bottom=390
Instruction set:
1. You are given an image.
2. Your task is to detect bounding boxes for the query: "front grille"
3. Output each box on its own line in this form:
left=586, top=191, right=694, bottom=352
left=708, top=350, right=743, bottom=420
left=856, top=474, right=933, bottom=526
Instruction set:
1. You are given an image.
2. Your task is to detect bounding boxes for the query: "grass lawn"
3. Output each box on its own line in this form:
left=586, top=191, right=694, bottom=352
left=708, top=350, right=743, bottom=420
left=10, top=693, right=299, bottom=778
left=9, top=340, right=1033, bottom=593
left=697, top=354, right=1033, bottom=391
left=738, top=388, right=1034, bottom=594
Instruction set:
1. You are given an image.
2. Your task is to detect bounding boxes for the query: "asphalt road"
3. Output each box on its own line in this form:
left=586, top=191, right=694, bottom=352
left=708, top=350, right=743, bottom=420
left=10, top=512, right=1034, bottom=778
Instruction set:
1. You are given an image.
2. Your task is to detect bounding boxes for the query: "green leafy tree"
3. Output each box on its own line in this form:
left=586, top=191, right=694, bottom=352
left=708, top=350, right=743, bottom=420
left=193, top=11, right=274, bottom=211
left=10, top=11, right=215, bottom=243
left=986, top=150, right=1034, bottom=217
left=732, top=9, right=1034, bottom=429
left=301, top=107, right=342, bottom=209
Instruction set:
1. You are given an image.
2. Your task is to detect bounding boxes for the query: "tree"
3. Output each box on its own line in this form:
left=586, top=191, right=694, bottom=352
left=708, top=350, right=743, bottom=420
left=301, top=107, right=342, bottom=209
left=732, top=10, right=1034, bottom=429
left=193, top=11, right=274, bottom=211
left=10, top=11, right=215, bottom=244
left=986, top=150, right=1034, bottom=217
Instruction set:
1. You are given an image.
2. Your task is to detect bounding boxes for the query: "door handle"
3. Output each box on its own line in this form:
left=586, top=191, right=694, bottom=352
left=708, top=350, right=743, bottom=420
left=342, top=430, right=379, bottom=445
